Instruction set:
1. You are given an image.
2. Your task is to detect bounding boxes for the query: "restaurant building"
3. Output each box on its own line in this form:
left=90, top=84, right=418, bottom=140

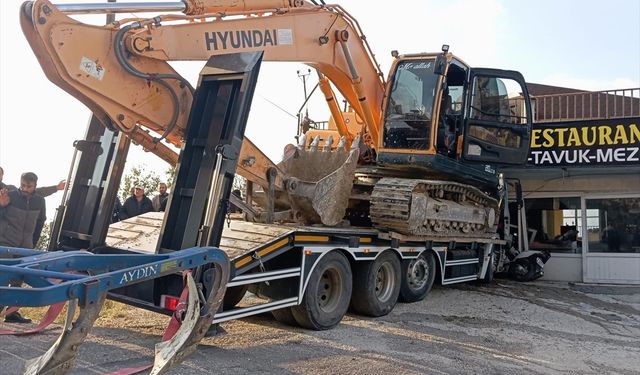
left=505, top=85, right=640, bottom=284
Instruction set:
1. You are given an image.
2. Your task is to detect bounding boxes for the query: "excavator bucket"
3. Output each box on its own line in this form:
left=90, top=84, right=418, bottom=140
left=280, top=135, right=360, bottom=226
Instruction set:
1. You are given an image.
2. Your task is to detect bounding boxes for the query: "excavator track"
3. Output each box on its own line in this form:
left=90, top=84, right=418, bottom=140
left=370, top=178, right=499, bottom=238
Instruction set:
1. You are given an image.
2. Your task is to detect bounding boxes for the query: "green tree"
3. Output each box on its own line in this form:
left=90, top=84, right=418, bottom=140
left=119, top=166, right=161, bottom=202
left=165, top=165, right=176, bottom=189
left=35, top=222, right=51, bottom=250
left=233, top=175, right=247, bottom=196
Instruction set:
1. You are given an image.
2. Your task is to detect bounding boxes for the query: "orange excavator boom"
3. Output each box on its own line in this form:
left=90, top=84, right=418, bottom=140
left=20, top=0, right=385, bottom=160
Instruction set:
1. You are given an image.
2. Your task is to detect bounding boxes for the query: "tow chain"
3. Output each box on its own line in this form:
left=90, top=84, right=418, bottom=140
left=252, top=253, right=269, bottom=286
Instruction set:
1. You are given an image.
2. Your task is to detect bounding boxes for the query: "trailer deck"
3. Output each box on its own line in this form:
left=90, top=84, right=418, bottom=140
left=107, top=212, right=501, bottom=288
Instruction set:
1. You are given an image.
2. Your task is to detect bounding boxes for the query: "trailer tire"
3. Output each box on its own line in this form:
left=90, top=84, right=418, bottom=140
left=291, top=251, right=352, bottom=330
left=351, top=251, right=401, bottom=317
left=271, top=307, right=298, bottom=327
left=399, top=251, right=436, bottom=303
left=222, top=285, right=248, bottom=310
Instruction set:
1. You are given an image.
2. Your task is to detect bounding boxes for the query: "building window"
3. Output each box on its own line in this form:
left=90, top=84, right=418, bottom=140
left=562, top=208, right=600, bottom=238
left=523, top=197, right=582, bottom=253
left=586, top=198, right=640, bottom=253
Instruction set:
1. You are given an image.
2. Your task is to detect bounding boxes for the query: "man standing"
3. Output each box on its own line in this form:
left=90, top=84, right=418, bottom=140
left=0, top=172, right=47, bottom=324
left=1, top=166, right=65, bottom=197
left=0, top=172, right=47, bottom=249
left=152, top=182, right=169, bottom=212
left=112, top=196, right=123, bottom=223
left=121, top=185, right=153, bottom=220
left=0, top=166, right=8, bottom=191
left=0, top=167, right=9, bottom=207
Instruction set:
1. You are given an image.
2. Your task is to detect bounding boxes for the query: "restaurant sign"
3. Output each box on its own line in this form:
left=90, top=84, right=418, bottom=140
left=527, top=118, right=640, bottom=167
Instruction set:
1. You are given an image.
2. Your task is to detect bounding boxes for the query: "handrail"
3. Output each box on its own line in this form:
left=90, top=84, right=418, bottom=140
left=531, top=87, right=640, bottom=123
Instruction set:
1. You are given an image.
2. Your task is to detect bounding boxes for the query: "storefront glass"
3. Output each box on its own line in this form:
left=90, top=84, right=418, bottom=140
left=585, top=198, right=640, bottom=253
left=523, top=197, right=582, bottom=253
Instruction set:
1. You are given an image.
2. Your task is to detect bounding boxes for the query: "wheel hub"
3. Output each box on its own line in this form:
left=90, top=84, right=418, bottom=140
left=375, top=263, right=395, bottom=302
left=407, top=257, right=429, bottom=290
left=317, top=268, right=342, bottom=312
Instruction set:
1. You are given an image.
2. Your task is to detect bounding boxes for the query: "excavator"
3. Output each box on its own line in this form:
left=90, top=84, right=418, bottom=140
left=18, top=0, right=532, bottom=237
left=1, top=0, right=534, bottom=373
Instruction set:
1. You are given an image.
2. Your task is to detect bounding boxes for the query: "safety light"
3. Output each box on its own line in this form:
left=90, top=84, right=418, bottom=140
left=160, top=294, right=180, bottom=311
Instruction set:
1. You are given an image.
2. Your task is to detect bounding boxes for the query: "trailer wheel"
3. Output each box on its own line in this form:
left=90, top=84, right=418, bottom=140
left=399, top=251, right=436, bottom=303
left=351, top=251, right=401, bottom=317
left=222, top=285, right=248, bottom=310
left=271, top=307, right=298, bottom=327
left=291, top=251, right=352, bottom=330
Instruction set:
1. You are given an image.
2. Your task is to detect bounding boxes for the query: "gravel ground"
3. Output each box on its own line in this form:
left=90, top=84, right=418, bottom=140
left=2, top=280, right=639, bottom=375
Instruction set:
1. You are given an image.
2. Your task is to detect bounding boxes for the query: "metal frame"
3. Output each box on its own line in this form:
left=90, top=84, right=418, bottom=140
left=49, top=116, right=130, bottom=251
left=158, top=52, right=264, bottom=253
left=212, top=234, right=494, bottom=324
left=0, top=246, right=227, bottom=307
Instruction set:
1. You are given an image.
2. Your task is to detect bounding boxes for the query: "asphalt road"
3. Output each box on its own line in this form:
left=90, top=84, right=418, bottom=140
left=2, top=280, right=639, bottom=375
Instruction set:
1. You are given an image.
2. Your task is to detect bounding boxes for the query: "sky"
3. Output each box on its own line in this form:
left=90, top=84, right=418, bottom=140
left=1, top=0, right=639, bottom=218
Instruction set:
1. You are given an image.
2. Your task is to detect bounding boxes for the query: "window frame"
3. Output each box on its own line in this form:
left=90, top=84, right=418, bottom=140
left=581, top=193, right=640, bottom=255
left=520, top=193, right=584, bottom=254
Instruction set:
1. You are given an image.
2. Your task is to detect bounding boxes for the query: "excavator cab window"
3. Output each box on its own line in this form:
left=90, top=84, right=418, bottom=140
left=383, top=59, right=438, bottom=150
left=436, top=61, right=467, bottom=157
left=461, top=68, right=532, bottom=165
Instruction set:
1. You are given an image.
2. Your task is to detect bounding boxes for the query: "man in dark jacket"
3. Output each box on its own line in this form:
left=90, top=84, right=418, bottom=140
left=112, top=196, right=123, bottom=223
left=0, top=172, right=47, bottom=324
left=120, top=185, right=153, bottom=220
left=152, top=182, right=169, bottom=212
left=1, top=166, right=65, bottom=197
left=0, top=167, right=12, bottom=208
left=0, top=172, right=46, bottom=248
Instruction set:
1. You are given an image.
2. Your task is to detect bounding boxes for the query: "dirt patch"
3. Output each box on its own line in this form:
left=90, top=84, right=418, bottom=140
left=2, top=280, right=639, bottom=375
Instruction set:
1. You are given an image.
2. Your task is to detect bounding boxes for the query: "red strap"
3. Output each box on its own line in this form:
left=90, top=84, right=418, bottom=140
left=0, top=306, right=19, bottom=318
left=162, top=285, right=190, bottom=341
left=104, top=275, right=191, bottom=375
left=0, top=302, right=65, bottom=336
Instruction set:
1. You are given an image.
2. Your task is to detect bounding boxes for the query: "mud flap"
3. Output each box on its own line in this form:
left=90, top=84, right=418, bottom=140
left=282, top=135, right=360, bottom=226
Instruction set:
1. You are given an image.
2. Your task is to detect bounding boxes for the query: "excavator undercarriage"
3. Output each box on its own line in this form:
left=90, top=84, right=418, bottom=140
left=370, top=178, right=498, bottom=238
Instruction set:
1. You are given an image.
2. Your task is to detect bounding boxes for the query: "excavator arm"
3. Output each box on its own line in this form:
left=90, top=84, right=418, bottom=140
left=20, top=0, right=386, bottom=167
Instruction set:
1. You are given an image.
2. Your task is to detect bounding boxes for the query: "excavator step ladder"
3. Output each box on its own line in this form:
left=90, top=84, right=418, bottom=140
left=0, top=246, right=230, bottom=375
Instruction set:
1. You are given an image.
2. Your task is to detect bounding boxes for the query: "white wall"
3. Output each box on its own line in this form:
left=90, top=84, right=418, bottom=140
left=584, top=254, right=640, bottom=285
left=541, top=254, right=582, bottom=282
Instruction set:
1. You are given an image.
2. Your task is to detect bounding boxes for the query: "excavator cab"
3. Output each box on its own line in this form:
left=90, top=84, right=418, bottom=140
left=378, top=52, right=532, bottom=184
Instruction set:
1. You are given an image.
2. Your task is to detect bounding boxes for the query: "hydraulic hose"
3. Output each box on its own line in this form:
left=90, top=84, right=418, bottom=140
left=113, top=19, right=194, bottom=142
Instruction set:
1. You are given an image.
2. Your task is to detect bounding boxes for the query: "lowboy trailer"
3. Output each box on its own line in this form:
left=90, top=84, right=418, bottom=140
left=1, top=51, right=534, bottom=375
